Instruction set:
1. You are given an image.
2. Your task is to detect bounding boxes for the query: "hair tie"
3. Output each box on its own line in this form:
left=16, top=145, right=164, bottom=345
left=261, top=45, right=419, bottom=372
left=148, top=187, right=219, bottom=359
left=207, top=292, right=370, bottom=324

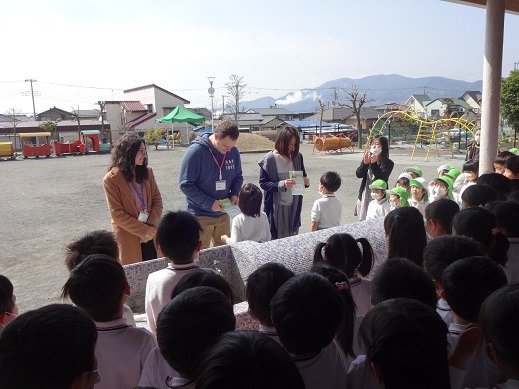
left=335, top=282, right=349, bottom=293
left=393, top=214, right=400, bottom=220
left=325, top=242, right=329, bottom=248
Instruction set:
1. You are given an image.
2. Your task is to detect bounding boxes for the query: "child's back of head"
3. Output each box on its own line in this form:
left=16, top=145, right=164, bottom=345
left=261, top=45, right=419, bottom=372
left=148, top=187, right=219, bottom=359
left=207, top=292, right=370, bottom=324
left=360, top=298, right=450, bottom=389
left=384, top=207, right=427, bottom=267
left=461, top=184, right=497, bottom=208
left=62, top=254, right=127, bottom=322
left=246, top=262, right=295, bottom=326
left=313, top=233, right=374, bottom=278
left=238, top=183, right=263, bottom=217
left=157, top=286, right=235, bottom=380
left=0, top=275, right=17, bottom=328
left=487, top=200, right=519, bottom=237
left=172, top=268, right=234, bottom=303
left=271, top=272, right=343, bottom=355
left=195, top=330, right=305, bottom=389
left=442, top=256, right=507, bottom=323
left=477, top=173, right=512, bottom=200
left=320, top=171, right=342, bottom=193
left=371, top=257, right=437, bottom=309
left=157, top=211, right=202, bottom=264
left=424, top=198, right=460, bottom=237
left=65, top=230, right=119, bottom=270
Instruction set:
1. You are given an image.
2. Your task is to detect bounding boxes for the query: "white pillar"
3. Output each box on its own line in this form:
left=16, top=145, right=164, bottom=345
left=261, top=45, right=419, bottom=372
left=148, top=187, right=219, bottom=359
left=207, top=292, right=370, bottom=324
left=479, top=0, right=505, bottom=174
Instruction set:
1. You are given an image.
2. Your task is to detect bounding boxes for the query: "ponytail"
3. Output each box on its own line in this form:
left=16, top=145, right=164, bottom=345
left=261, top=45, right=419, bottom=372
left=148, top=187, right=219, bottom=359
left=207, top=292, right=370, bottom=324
left=488, top=232, right=510, bottom=266
left=355, top=238, right=374, bottom=277
left=313, top=242, right=327, bottom=265
left=335, top=280, right=357, bottom=358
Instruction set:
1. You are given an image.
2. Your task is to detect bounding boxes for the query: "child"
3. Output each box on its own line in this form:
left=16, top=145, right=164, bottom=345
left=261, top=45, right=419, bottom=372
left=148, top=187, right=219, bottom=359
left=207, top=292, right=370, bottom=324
left=310, top=171, right=342, bottom=231
left=196, top=330, right=305, bottom=389
left=384, top=207, right=427, bottom=267
left=445, top=168, right=461, bottom=182
left=455, top=159, right=479, bottom=204
left=488, top=201, right=519, bottom=284
left=0, top=304, right=99, bottom=388
left=386, top=186, right=409, bottom=210
left=0, top=275, right=18, bottom=329
left=493, top=151, right=515, bottom=175
left=62, top=254, right=157, bottom=389
left=394, top=172, right=412, bottom=193
left=442, top=256, right=507, bottom=388
left=366, top=179, right=390, bottom=220
left=477, top=173, right=512, bottom=200
left=428, top=176, right=453, bottom=202
left=408, top=177, right=428, bottom=216
left=437, top=163, right=456, bottom=177
left=424, top=198, right=460, bottom=238
left=246, top=262, right=295, bottom=341
left=271, top=273, right=348, bottom=389
left=313, top=233, right=374, bottom=317
left=479, top=285, right=519, bottom=389
left=221, top=183, right=271, bottom=243
left=145, top=211, right=202, bottom=333
left=404, top=165, right=423, bottom=179
left=423, top=235, right=482, bottom=325
left=504, top=155, right=519, bottom=180
left=65, top=229, right=135, bottom=327
left=172, top=268, right=234, bottom=303
left=153, top=287, right=236, bottom=389
left=461, top=184, right=497, bottom=208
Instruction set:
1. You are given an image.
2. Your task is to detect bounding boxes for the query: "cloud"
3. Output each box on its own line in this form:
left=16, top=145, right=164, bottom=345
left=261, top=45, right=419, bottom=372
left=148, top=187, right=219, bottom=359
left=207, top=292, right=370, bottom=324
left=275, top=90, right=320, bottom=105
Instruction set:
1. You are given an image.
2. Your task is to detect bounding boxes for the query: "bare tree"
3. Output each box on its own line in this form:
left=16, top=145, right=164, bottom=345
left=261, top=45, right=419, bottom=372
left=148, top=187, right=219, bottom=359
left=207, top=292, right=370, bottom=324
left=96, top=101, right=110, bottom=144
left=316, top=98, right=326, bottom=137
left=3, top=108, right=22, bottom=151
left=225, top=74, right=247, bottom=123
left=343, top=85, right=368, bottom=148
left=70, top=106, right=82, bottom=140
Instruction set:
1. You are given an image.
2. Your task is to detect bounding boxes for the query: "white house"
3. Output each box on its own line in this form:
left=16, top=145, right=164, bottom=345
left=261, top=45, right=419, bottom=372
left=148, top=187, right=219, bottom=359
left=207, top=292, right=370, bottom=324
left=403, top=94, right=431, bottom=116
left=460, top=91, right=482, bottom=113
left=425, top=98, right=473, bottom=119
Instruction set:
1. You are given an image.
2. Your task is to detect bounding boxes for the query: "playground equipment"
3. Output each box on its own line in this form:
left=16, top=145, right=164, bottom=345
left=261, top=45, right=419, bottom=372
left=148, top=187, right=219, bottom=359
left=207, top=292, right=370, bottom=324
left=19, top=132, right=52, bottom=159
left=54, top=130, right=110, bottom=156
left=366, top=107, right=477, bottom=160
left=313, top=134, right=353, bottom=154
left=0, top=142, right=15, bottom=161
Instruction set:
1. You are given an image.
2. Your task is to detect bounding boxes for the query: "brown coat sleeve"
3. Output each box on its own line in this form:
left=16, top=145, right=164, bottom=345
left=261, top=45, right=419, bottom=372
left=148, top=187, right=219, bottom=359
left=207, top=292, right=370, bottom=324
left=145, top=167, right=163, bottom=227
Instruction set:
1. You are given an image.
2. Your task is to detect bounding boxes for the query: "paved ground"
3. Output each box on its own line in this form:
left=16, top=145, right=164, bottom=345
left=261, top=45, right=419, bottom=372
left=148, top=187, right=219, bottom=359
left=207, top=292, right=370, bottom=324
left=0, top=142, right=467, bottom=311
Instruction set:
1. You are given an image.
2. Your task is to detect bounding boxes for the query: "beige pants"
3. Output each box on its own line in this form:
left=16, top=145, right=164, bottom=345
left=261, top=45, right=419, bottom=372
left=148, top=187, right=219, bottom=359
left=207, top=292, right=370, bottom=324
left=196, top=214, right=230, bottom=250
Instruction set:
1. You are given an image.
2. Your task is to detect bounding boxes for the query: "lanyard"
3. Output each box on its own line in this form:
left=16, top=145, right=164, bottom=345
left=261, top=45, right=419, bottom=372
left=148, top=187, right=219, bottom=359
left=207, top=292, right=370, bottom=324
left=210, top=151, right=226, bottom=180
left=131, top=182, right=146, bottom=209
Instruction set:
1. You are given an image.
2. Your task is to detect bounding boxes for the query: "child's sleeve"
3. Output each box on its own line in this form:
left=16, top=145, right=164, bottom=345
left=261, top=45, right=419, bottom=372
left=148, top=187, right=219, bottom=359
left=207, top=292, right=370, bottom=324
left=310, top=200, right=321, bottom=222
left=263, top=213, right=271, bottom=242
left=227, top=216, right=242, bottom=244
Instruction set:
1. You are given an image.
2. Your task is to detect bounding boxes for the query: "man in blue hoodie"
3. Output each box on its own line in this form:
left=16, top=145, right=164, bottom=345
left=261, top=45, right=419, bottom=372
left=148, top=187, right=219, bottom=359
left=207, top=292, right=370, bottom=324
left=179, top=121, right=243, bottom=249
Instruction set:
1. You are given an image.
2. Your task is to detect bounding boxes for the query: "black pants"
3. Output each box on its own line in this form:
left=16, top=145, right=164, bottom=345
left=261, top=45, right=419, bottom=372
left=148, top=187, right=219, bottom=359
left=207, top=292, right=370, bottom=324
left=140, top=240, right=157, bottom=261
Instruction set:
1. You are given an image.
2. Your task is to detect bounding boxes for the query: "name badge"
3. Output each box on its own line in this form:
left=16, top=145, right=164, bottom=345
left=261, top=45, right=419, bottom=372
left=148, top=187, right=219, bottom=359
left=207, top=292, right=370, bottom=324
left=215, top=180, right=226, bottom=191
left=138, top=210, right=149, bottom=223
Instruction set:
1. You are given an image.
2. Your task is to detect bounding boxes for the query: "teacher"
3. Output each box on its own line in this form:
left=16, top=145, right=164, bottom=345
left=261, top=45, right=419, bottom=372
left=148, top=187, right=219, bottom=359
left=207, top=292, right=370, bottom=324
left=259, top=126, right=309, bottom=239
left=355, top=135, right=393, bottom=221
left=103, top=134, right=163, bottom=264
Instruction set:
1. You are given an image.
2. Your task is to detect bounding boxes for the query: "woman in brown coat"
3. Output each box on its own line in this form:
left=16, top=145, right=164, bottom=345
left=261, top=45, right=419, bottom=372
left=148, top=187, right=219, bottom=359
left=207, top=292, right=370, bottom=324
left=103, top=134, right=163, bottom=265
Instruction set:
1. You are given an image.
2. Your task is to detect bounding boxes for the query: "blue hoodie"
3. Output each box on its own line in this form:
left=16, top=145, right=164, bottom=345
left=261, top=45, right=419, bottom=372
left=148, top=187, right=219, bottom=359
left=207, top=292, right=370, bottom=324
left=179, top=134, right=243, bottom=217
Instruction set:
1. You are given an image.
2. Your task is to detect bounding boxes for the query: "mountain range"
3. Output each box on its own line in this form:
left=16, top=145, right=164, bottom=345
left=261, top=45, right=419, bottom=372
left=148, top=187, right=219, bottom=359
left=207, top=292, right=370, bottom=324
left=242, top=74, right=483, bottom=113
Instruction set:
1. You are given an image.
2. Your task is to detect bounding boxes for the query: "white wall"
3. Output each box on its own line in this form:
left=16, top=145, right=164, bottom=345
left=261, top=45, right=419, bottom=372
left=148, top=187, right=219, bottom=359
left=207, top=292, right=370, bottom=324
left=105, top=103, right=122, bottom=142
left=124, top=88, right=156, bottom=112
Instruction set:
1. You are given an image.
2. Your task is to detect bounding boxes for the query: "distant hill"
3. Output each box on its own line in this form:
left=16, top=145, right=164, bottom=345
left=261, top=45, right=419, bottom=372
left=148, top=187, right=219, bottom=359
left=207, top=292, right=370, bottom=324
left=242, top=74, right=483, bottom=113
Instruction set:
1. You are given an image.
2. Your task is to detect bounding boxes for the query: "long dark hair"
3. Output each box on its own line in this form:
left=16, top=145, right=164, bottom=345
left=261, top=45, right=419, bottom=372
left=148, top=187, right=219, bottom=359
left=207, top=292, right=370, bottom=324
left=372, top=135, right=389, bottom=170
left=109, top=134, right=148, bottom=183
left=275, top=127, right=299, bottom=159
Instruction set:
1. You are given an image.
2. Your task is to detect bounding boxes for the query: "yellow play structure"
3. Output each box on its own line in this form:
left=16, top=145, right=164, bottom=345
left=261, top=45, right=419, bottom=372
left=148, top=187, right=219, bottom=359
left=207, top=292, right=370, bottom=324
left=365, top=107, right=478, bottom=160
left=313, top=134, right=353, bottom=154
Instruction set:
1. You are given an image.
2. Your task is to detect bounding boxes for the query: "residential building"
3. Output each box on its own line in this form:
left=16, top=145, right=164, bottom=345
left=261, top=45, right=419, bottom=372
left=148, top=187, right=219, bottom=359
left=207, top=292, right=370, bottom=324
left=37, top=107, right=74, bottom=121
left=403, top=94, right=431, bottom=116
left=247, top=107, right=294, bottom=121
left=425, top=98, right=473, bottom=119
left=460, top=91, right=482, bottom=113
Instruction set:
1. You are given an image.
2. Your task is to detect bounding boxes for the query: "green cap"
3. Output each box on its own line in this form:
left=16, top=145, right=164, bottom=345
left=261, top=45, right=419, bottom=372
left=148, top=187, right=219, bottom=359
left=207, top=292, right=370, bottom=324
left=438, top=176, right=454, bottom=199
left=446, top=168, right=461, bottom=180
left=510, top=148, right=519, bottom=154
left=405, top=166, right=423, bottom=177
left=410, top=177, right=428, bottom=201
left=387, top=186, right=410, bottom=207
left=369, top=179, right=388, bottom=191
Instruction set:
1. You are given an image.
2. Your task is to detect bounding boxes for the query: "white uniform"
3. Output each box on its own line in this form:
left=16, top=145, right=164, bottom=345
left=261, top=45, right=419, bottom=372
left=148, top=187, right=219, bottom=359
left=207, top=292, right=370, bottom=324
left=123, top=304, right=136, bottom=327
left=503, top=237, right=519, bottom=285
left=437, top=297, right=453, bottom=326
left=145, top=263, right=199, bottom=333
left=94, top=318, right=156, bottom=389
left=293, top=340, right=348, bottom=389
left=366, top=198, right=390, bottom=220
left=311, top=195, right=342, bottom=229
left=139, top=347, right=181, bottom=389
left=349, top=276, right=372, bottom=317
left=226, top=212, right=271, bottom=244
left=346, top=355, right=382, bottom=389
left=408, top=197, right=428, bottom=217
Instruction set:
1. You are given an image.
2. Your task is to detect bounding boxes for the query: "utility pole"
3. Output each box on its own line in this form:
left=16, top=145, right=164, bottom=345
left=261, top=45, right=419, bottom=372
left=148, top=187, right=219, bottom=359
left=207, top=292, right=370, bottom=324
left=421, top=85, right=427, bottom=95
left=207, top=77, right=215, bottom=131
left=332, top=87, right=339, bottom=106
left=514, top=61, right=519, bottom=71
left=25, top=79, right=37, bottom=120
left=222, top=95, right=226, bottom=115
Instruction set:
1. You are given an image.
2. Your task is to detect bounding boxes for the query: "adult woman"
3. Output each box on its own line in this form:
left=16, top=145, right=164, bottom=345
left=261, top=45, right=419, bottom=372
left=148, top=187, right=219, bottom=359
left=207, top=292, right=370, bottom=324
left=356, top=135, right=394, bottom=221
left=103, top=134, right=163, bottom=264
left=258, top=127, right=309, bottom=239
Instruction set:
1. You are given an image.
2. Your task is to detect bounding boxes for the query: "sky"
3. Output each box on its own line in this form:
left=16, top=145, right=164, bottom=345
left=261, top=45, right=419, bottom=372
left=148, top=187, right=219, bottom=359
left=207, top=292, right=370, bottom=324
left=1, top=0, right=518, bottom=116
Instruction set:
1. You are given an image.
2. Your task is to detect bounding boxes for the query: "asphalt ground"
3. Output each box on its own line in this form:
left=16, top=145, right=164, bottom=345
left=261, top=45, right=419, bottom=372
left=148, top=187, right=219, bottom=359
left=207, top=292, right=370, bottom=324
left=0, top=142, right=467, bottom=311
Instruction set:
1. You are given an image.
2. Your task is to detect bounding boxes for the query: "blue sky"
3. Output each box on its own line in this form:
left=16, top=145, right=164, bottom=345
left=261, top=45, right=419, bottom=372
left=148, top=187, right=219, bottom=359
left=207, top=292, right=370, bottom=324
left=1, top=0, right=518, bottom=115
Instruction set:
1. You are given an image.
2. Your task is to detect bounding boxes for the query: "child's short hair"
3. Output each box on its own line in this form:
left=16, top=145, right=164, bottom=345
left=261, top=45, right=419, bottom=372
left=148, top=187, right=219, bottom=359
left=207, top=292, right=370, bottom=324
left=423, top=235, right=482, bottom=284
left=477, top=173, right=512, bottom=200
left=384, top=207, right=427, bottom=267
left=313, top=233, right=374, bottom=278
left=271, top=273, right=343, bottom=355
left=62, top=254, right=126, bottom=322
left=395, top=177, right=410, bottom=188
left=320, top=171, right=342, bottom=193
left=424, top=198, right=460, bottom=234
left=371, top=257, right=437, bottom=309
left=360, top=298, right=450, bottom=389
left=238, top=183, right=262, bottom=217
left=246, top=262, right=295, bottom=326
left=463, top=159, right=479, bottom=173
left=65, top=230, right=119, bottom=270
left=505, top=155, right=519, bottom=175
left=157, top=211, right=202, bottom=263
left=156, top=286, right=235, bottom=379
left=171, top=268, right=234, bottom=304
left=0, top=304, right=97, bottom=388
left=452, top=207, right=509, bottom=265
left=461, top=184, right=497, bottom=208
left=442, top=256, right=507, bottom=323
left=0, top=275, right=15, bottom=314
left=480, top=285, right=519, bottom=371
left=494, top=151, right=515, bottom=165
left=196, top=330, right=305, bottom=389
left=487, top=201, right=519, bottom=237
left=311, top=264, right=356, bottom=357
